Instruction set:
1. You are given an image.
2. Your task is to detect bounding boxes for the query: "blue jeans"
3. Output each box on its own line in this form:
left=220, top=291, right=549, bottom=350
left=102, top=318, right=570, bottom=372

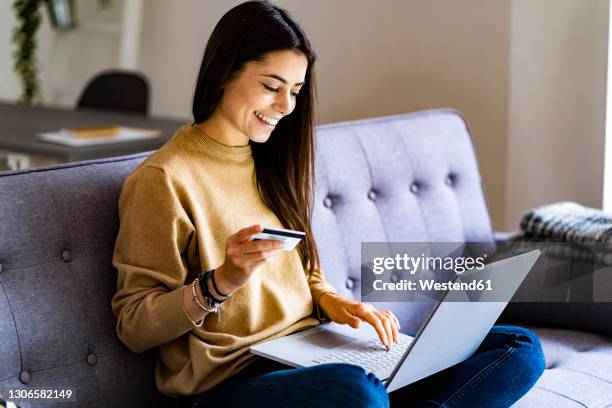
left=175, top=326, right=545, bottom=408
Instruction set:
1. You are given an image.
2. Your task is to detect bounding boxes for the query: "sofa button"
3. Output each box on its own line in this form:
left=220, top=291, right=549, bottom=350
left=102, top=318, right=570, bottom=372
left=445, top=174, right=454, bottom=186
left=368, top=190, right=377, bottom=201
left=87, top=353, right=98, bottom=366
left=19, top=371, right=30, bottom=384
left=323, top=197, right=333, bottom=208
left=345, top=277, right=355, bottom=290
left=410, top=183, right=420, bottom=194
left=61, top=249, right=72, bottom=262
left=391, top=272, right=400, bottom=283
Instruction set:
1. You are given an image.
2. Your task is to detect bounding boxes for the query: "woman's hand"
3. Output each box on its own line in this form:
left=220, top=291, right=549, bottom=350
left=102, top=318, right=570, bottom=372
left=318, top=293, right=401, bottom=351
left=214, top=224, right=284, bottom=295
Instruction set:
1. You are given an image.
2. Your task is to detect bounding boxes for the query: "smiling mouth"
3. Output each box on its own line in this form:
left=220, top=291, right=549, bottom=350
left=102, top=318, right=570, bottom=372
left=254, top=111, right=279, bottom=128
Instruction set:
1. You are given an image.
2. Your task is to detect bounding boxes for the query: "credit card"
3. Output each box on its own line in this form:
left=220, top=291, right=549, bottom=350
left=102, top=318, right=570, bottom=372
left=249, top=226, right=306, bottom=251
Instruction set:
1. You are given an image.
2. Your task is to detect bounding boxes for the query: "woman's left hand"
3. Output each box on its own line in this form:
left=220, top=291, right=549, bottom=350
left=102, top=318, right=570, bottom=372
left=318, top=293, right=401, bottom=351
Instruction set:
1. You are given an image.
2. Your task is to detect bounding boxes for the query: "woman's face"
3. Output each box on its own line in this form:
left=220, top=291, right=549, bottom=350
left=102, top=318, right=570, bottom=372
left=211, top=49, right=308, bottom=146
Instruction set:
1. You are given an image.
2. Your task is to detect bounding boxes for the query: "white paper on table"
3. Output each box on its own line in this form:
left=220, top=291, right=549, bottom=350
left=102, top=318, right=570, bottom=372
left=36, top=127, right=161, bottom=147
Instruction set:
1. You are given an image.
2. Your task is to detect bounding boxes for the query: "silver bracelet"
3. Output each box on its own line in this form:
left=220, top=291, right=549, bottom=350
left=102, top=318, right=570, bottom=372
left=182, top=285, right=205, bottom=327
left=192, top=279, right=221, bottom=321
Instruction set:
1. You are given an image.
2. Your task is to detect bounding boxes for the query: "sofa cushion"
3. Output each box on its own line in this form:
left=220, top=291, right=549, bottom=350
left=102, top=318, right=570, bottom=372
left=513, top=327, right=612, bottom=407
left=498, top=239, right=612, bottom=336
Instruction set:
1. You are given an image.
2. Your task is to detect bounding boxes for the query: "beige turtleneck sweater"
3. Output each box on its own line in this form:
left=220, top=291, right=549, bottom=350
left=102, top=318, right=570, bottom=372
left=111, top=124, right=338, bottom=397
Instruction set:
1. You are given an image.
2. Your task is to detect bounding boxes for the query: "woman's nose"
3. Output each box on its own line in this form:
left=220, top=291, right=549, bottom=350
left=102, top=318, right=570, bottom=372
left=274, top=91, right=293, bottom=116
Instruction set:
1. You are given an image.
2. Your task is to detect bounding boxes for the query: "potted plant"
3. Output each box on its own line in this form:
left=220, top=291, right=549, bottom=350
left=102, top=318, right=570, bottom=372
left=12, top=0, right=111, bottom=104
left=12, top=0, right=43, bottom=104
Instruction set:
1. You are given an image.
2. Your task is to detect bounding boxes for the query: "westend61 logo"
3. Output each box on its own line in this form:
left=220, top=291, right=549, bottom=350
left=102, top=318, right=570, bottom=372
left=361, top=243, right=498, bottom=302
left=371, top=253, right=487, bottom=275
left=363, top=241, right=612, bottom=303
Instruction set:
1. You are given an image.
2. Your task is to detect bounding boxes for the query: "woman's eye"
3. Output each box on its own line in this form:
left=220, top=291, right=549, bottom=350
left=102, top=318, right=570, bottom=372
left=263, top=84, right=278, bottom=93
left=263, top=83, right=299, bottom=98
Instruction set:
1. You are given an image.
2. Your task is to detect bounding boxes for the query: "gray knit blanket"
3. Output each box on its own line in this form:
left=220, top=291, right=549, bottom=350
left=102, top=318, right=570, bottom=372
left=520, top=201, right=612, bottom=243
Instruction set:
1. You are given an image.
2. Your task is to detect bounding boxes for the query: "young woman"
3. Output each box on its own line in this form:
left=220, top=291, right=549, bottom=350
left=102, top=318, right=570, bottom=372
left=111, top=1, right=545, bottom=407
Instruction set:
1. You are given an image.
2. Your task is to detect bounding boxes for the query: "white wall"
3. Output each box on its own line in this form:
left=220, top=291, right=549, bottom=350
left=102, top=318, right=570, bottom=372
left=43, top=0, right=124, bottom=105
left=0, top=0, right=125, bottom=105
left=0, top=0, right=22, bottom=101
left=1, top=0, right=608, bottom=230
left=606, top=0, right=612, bottom=213
left=506, top=0, right=609, bottom=229
left=138, top=0, right=611, bottom=230
left=138, top=0, right=512, bottom=228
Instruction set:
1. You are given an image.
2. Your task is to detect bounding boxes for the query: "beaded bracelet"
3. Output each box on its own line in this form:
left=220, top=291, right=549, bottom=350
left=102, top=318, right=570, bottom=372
left=199, top=270, right=227, bottom=304
left=192, top=278, right=221, bottom=321
left=182, top=285, right=205, bottom=327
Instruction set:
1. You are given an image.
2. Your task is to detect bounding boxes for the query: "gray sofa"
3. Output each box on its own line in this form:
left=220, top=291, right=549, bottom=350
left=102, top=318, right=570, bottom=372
left=1, top=109, right=611, bottom=407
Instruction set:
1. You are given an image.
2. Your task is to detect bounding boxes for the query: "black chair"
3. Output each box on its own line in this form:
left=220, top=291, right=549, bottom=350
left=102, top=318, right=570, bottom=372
left=77, top=70, right=150, bottom=115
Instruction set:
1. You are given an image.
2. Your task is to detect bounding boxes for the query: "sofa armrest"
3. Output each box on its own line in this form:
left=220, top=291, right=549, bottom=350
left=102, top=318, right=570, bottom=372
left=499, top=240, right=612, bottom=337
left=494, top=230, right=523, bottom=243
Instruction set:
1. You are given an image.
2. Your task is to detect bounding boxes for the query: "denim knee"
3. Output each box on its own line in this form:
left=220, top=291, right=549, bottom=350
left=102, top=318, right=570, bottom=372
left=501, top=326, right=545, bottom=389
left=315, top=363, right=389, bottom=408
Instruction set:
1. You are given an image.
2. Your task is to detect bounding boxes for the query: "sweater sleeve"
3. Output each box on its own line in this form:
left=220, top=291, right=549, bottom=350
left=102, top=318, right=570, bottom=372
left=111, top=165, right=197, bottom=353
left=306, top=263, right=339, bottom=322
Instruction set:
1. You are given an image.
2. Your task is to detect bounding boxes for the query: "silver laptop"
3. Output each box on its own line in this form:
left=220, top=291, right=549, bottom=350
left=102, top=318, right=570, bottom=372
left=250, top=250, right=541, bottom=393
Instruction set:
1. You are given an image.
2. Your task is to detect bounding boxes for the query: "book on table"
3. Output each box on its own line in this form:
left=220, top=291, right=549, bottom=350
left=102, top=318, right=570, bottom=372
left=36, top=126, right=161, bottom=147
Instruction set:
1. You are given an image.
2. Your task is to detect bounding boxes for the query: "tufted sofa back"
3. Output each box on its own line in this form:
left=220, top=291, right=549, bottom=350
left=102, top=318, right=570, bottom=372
left=0, top=109, right=492, bottom=406
left=311, top=110, right=494, bottom=333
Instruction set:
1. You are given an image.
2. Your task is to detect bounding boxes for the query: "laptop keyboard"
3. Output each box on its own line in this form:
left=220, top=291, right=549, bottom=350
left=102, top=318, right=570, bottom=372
left=312, top=337, right=412, bottom=375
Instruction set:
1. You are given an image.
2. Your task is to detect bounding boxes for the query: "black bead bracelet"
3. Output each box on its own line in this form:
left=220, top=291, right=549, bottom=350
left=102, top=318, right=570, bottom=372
left=198, top=270, right=226, bottom=305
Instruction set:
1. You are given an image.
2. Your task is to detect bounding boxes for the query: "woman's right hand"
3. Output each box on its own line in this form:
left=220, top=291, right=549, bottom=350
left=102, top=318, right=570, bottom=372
left=214, top=224, right=284, bottom=295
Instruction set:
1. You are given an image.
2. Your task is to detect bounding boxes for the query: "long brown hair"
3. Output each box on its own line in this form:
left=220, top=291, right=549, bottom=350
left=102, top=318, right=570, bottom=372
left=192, top=1, right=320, bottom=276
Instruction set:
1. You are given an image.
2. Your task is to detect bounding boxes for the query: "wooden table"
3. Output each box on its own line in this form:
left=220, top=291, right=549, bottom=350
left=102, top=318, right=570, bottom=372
left=0, top=102, right=187, bottom=169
